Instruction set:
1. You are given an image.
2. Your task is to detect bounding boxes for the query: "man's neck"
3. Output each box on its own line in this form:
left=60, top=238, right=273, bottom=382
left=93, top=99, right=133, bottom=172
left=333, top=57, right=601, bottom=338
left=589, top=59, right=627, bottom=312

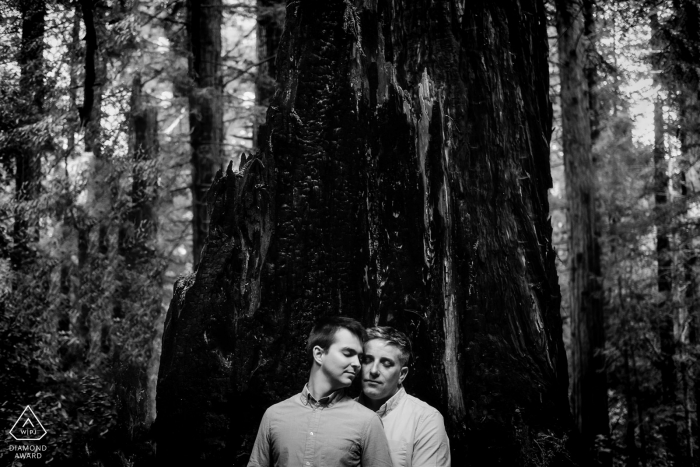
left=364, top=388, right=400, bottom=412
left=307, top=367, right=340, bottom=401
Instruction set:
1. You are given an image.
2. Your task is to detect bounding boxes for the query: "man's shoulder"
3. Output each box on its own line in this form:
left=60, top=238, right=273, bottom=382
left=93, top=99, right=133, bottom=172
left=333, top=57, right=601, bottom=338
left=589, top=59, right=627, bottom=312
left=402, top=393, right=444, bottom=419
left=340, top=395, right=381, bottom=419
left=262, top=393, right=303, bottom=417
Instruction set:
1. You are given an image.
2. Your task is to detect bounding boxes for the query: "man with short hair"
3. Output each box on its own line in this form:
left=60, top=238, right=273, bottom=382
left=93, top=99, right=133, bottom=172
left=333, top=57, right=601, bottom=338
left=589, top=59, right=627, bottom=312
left=247, top=316, right=393, bottom=467
left=359, top=326, right=451, bottom=467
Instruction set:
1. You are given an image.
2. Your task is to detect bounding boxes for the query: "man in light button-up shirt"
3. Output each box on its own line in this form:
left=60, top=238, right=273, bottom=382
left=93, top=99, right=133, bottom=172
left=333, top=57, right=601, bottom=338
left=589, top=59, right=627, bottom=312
left=359, top=327, right=451, bottom=467
left=247, top=317, right=393, bottom=467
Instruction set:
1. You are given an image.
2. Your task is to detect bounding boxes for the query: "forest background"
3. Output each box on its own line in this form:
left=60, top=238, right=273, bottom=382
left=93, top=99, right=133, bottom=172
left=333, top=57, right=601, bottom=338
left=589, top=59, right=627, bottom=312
left=1, top=0, right=699, bottom=466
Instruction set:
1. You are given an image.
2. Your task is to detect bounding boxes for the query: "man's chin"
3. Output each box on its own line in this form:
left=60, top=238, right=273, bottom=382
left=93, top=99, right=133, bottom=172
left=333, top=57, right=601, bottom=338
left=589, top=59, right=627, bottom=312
left=337, top=375, right=355, bottom=386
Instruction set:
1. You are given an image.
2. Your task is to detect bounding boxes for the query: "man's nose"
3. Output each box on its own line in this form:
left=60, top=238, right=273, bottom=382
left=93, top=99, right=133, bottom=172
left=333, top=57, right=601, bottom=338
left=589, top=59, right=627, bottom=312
left=369, top=362, right=380, bottom=376
left=351, top=355, right=361, bottom=370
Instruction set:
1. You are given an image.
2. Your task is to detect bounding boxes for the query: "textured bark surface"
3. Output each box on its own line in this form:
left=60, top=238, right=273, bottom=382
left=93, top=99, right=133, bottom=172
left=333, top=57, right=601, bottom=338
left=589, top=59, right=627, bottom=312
left=156, top=1, right=573, bottom=465
left=188, top=0, right=224, bottom=266
left=555, top=0, right=608, bottom=462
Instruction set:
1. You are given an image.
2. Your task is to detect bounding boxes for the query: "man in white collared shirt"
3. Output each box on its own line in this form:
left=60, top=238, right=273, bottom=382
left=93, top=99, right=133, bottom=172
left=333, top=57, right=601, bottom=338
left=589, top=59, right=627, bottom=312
left=358, top=326, right=451, bottom=467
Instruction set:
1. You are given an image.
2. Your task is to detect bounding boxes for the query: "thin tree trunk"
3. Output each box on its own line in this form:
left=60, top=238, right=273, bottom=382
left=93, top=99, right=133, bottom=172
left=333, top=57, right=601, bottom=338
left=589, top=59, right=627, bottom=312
left=156, top=1, right=573, bottom=466
left=652, top=31, right=678, bottom=459
left=12, top=0, right=45, bottom=272
left=79, top=0, right=97, bottom=127
left=623, top=346, right=640, bottom=467
left=110, top=74, right=162, bottom=435
left=556, top=0, right=608, bottom=463
left=631, top=343, right=649, bottom=467
left=673, top=4, right=700, bottom=463
left=187, top=0, right=223, bottom=266
left=618, top=277, right=640, bottom=467
left=76, top=0, right=107, bottom=362
left=120, top=74, right=158, bottom=263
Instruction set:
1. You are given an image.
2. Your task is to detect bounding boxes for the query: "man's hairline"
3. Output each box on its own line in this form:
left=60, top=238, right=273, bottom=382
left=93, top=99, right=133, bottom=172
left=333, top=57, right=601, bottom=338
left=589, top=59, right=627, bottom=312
left=315, top=326, right=364, bottom=354
left=364, top=337, right=410, bottom=367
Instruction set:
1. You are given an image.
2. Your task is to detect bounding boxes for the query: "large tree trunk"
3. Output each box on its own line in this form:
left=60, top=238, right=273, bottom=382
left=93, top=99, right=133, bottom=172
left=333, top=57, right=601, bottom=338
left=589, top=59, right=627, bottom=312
left=555, top=0, right=609, bottom=463
left=11, top=0, right=45, bottom=272
left=156, top=1, right=573, bottom=466
left=188, top=0, right=223, bottom=266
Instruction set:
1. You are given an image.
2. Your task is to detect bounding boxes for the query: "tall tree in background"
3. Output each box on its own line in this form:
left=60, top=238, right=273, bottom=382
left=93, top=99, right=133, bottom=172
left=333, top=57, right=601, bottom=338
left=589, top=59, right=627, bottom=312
left=156, top=0, right=573, bottom=466
left=555, top=0, right=609, bottom=463
left=673, top=2, right=700, bottom=459
left=76, top=0, right=109, bottom=358
left=113, top=74, right=161, bottom=434
left=188, top=0, right=223, bottom=266
left=254, top=0, right=284, bottom=147
left=11, top=0, right=45, bottom=271
left=651, top=11, right=679, bottom=464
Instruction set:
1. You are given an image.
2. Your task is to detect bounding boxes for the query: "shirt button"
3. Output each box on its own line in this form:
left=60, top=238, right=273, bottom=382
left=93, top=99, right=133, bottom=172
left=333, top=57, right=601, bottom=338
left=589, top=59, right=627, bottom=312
left=310, top=432, right=314, bottom=435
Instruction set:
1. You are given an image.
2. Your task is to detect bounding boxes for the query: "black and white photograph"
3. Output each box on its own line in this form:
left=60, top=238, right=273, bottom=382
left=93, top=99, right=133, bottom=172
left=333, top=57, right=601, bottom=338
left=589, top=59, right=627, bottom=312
left=1, top=0, right=699, bottom=465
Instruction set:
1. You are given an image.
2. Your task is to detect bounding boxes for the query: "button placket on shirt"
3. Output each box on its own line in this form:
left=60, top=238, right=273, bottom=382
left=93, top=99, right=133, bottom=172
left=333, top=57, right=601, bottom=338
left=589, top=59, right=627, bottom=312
left=303, top=403, right=323, bottom=466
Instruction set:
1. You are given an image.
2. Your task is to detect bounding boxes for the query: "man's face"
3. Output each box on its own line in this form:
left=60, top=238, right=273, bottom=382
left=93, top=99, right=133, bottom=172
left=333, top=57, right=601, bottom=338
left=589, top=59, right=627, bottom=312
left=318, top=328, right=363, bottom=390
left=361, top=339, right=408, bottom=402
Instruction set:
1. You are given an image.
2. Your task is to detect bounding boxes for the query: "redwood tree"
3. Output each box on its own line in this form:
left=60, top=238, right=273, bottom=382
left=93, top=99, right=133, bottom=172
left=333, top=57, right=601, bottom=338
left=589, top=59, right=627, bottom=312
left=651, top=11, right=679, bottom=464
left=188, top=0, right=224, bottom=266
left=555, top=0, right=609, bottom=463
left=156, top=1, right=573, bottom=466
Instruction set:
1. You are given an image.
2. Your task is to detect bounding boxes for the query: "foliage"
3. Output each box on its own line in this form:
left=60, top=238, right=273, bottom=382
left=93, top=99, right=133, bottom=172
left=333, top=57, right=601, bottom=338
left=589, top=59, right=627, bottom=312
left=0, top=0, right=256, bottom=465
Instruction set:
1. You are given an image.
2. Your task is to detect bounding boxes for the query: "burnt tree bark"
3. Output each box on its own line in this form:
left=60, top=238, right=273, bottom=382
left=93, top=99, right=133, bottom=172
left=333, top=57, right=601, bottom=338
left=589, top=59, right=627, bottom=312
left=11, top=0, right=45, bottom=271
left=555, top=0, right=609, bottom=463
left=156, top=1, right=573, bottom=466
left=188, top=0, right=224, bottom=266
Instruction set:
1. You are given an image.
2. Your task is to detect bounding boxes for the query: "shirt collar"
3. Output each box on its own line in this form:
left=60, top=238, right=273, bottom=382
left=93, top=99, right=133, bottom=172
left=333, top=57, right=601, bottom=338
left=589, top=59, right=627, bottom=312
left=360, top=386, right=406, bottom=417
left=301, top=383, right=345, bottom=407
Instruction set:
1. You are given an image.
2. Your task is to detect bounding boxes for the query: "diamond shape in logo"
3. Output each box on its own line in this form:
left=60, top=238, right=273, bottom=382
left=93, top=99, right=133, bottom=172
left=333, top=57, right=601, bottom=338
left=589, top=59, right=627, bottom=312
left=9, top=406, right=47, bottom=441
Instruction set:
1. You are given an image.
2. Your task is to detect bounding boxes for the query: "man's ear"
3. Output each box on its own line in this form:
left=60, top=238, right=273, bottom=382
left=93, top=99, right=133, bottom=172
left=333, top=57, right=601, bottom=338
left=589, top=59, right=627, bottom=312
left=398, top=366, right=409, bottom=386
left=312, top=345, right=325, bottom=365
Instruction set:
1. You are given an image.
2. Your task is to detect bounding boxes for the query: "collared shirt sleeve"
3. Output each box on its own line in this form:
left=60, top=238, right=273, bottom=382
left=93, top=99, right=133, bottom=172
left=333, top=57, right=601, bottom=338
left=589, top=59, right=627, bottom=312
left=412, top=410, right=451, bottom=467
left=361, top=414, right=394, bottom=467
left=247, top=409, right=271, bottom=467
